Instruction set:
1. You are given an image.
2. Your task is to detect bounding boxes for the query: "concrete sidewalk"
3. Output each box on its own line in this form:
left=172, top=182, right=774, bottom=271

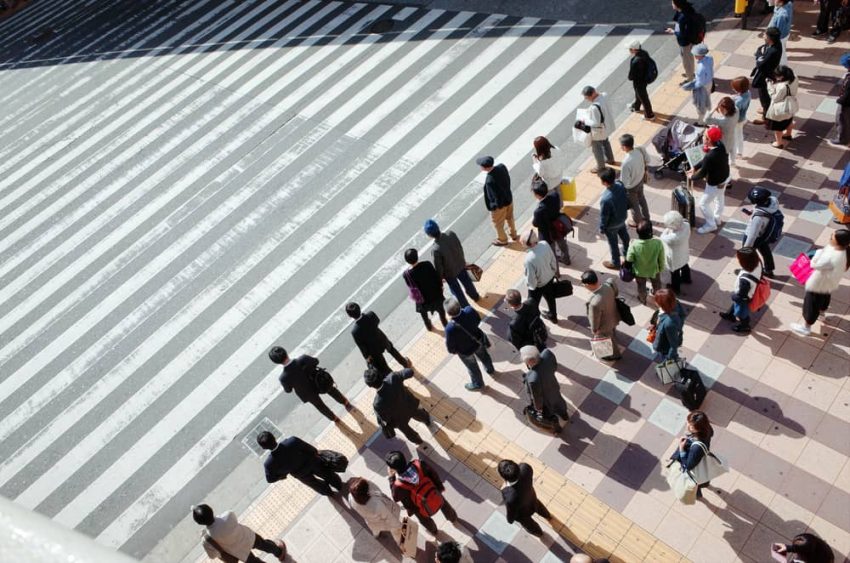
left=190, top=4, right=850, bottom=563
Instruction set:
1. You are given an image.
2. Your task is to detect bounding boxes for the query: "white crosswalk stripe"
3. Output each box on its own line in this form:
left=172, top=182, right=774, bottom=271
left=0, top=0, right=650, bottom=555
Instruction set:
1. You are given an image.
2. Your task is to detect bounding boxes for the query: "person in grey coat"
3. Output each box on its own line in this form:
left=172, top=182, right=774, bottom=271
left=364, top=367, right=431, bottom=445
left=424, top=219, right=480, bottom=308
left=581, top=269, right=622, bottom=361
left=520, top=346, right=569, bottom=432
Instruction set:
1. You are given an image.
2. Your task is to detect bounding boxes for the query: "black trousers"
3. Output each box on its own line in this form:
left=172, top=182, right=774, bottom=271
left=755, top=240, right=775, bottom=272
left=417, top=498, right=457, bottom=534
left=307, top=386, right=348, bottom=421
left=514, top=501, right=551, bottom=537
left=816, top=0, right=841, bottom=36
left=632, top=81, right=654, bottom=116
left=528, top=278, right=557, bottom=317
left=757, top=85, right=771, bottom=113
left=221, top=534, right=282, bottom=563
left=369, top=343, right=408, bottom=376
left=392, top=408, right=431, bottom=444
left=670, top=264, right=692, bottom=294
left=297, top=457, right=343, bottom=496
left=803, top=291, right=831, bottom=325
left=419, top=306, right=448, bottom=329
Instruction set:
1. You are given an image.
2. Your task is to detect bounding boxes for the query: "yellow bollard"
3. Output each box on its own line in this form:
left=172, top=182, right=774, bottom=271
left=735, top=0, right=748, bottom=14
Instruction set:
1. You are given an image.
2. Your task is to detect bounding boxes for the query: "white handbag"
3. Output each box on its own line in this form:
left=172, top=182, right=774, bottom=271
left=665, top=460, right=697, bottom=505
left=591, top=336, right=614, bottom=359
left=655, top=358, right=685, bottom=384
left=689, top=441, right=729, bottom=484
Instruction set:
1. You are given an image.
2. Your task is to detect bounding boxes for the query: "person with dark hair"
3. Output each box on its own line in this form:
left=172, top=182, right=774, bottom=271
left=790, top=229, right=850, bottom=336
left=652, top=289, right=687, bottom=361
left=257, top=432, right=342, bottom=496
left=689, top=125, right=730, bottom=235
left=665, top=0, right=704, bottom=84
left=346, top=477, right=403, bottom=540
left=765, top=65, right=798, bottom=148
left=364, top=366, right=431, bottom=444
left=625, top=220, right=665, bottom=305
left=768, top=0, right=793, bottom=65
left=520, top=345, right=569, bottom=433
left=731, top=76, right=751, bottom=160
left=522, top=229, right=559, bottom=323
left=506, top=288, right=546, bottom=352
left=532, top=135, right=566, bottom=205
left=814, top=0, right=843, bottom=43
left=771, top=533, right=835, bottom=563
left=832, top=53, right=850, bottom=146
left=619, top=133, right=651, bottom=226
left=597, top=167, right=630, bottom=270
left=531, top=175, right=571, bottom=266
left=403, top=248, right=447, bottom=331
left=444, top=297, right=495, bottom=391
left=720, top=248, right=763, bottom=333
left=477, top=155, right=517, bottom=246
left=752, top=27, right=783, bottom=120
left=575, top=85, right=616, bottom=172
left=582, top=269, right=622, bottom=361
left=193, top=504, right=286, bottom=563
left=627, top=40, right=655, bottom=120
left=386, top=450, right=457, bottom=535
left=742, top=186, right=780, bottom=277
left=707, top=96, right=738, bottom=165
left=346, top=301, right=411, bottom=376
left=681, top=43, right=713, bottom=125
left=424, top=218, right=480, bottom=307
left=669, top=410, right=715, bottom=499
left=498, top=459, right=551, bottom=536
left=435, top=540, right=473, bottom=563
left=269, top=346, right=350, bottom=422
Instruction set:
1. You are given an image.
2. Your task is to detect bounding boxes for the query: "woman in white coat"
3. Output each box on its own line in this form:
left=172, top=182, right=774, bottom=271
left=659, top=210, right=692, bottom=295
left=790, top=229, right=850, bottom=336
left=347, top=477, right=403, bottom=540
left=532, top=136, right=565, bottom=206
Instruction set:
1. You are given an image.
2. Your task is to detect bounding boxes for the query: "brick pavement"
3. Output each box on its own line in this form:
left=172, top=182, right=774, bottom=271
left=193, top=4, right=850, bottom=563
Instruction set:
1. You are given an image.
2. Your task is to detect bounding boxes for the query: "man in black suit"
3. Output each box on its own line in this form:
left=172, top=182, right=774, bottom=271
left=498, top=459, right=551, bottom=536
left=477, top=155, right=518, bottom=246
left=269, top=346, right=350, bottom=422
left=506, top=289, right=546, bottom=352
left=531, top=178, right=571, bottom=266
left=257, top=432, right=342, bottom=496
left=365, top=366, right=431, bottom=444
left=346, top=302, right=410, bottom=375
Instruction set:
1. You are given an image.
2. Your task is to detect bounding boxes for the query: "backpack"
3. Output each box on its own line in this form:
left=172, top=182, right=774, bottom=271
left=692, top=12, right=707, bottom=44
left=615, top=296, right=635, bottom=326
left=551, top=213, right=575, bottom=240
left=395, top=460, right=443, bottom=517
left=676, top=368, right=707, bottom=410
left=528, top=314, right=549, bottom=349
left=645, top=56, right=659, bottom=84
left=754, top=208, right=784, bottom=245
left=744, top=273, right=771, bottom=312
left=318, top=449, right=348, bottom=473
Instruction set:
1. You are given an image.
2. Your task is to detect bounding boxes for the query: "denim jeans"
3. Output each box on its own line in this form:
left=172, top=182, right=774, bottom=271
left=604, top=224, right=630, bottom=267
left=732, top=300, right=750, bottom=322
left=458, top=343, right=494, bottom=388
left=446, top=269, right=479, bottom=307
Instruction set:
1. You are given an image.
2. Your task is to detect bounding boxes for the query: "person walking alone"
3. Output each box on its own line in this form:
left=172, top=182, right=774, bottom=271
left=814, top=0, right=843, bottom=43
left=619, top=134, right=651, bottom=226
left=597, top=168, right=631, bottom=270
left=689, top=125, right=730, bottom=234
left=444, top=297, right=495, bottom=391
left=666, top=0, right=704, bottom=84
left=193, top=504, right=286, bottom=563
left=627, top=40, right=656, bottom=120
left=424, top=219, right=480, bottom=307
left=790, top=229, right=850, bottom=336
left=681, top=44, right=714, bottom=126
left=258, top=432, right=343, bottom=496
left=582, top=270, right=622, bottom=361
left=669, top=411, right=715, bottom=499
left=498, top=459, right=552, bottom=537
left=403, top=248, right=447, bottom=332
left=269, top=347, right=351, bottom=423
left=522, top=230, right=559, bottom=323
left=520, top=345, right=569, bottom=432
left=574, top=85, right=616, bottom=173
left=364, top=365, right=432, bottom=445
left=347, top=302, right=411, bottom=376
left=386, top=450, right=457, bottom=535
left=477, top=155, right=518, bottom=246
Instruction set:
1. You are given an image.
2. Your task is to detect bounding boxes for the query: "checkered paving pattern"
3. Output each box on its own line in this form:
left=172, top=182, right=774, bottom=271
left=194, top=5, right=850, bottom=563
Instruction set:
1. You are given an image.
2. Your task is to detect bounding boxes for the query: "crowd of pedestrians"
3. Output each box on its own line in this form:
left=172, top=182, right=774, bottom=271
left=190, top=2, right=847, bottom=561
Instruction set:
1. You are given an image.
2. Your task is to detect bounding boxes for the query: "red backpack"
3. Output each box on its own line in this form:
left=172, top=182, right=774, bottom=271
left=394, top=460, right=443, bottom=516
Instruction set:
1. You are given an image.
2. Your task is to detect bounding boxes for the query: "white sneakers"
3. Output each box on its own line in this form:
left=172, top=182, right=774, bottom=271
left=790, top=323, right=812, bottom=336
left=697, top=225, right=717, bottom=234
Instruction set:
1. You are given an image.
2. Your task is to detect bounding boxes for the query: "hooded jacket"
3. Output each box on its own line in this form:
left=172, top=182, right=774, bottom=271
left=743, top=196, right=780, bottom=247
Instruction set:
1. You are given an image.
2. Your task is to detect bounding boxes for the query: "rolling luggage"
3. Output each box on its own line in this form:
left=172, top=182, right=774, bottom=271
left=676, top=368, right=707, bottom=410
left=671, top=181, right=696, bottom=228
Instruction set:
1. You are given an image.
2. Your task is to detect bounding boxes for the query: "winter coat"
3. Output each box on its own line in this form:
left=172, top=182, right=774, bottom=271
left=653, top=302, right=687, bottom=359
left=351, top=311, right=391, bottom=360
left=373, top=368, right=421, bottom=428
left=587, top=278, right=619, bottom=336
left=751, top=43, right=782, bottom=89
left=660, top=222, right=691, bottom=271
left=508, top=298, right=543, bottom=350
left=732, top=263, right=763, bottom=303
left=599, top=181, right=629, bottom=231
left=348, top=485, right=403, bottom=539
left=431, top=230, right=467, bottom=280
left=483, top=163, right=513, bottom=211
left=691, top=141, right=730, bottom=186
left=445, top=306, right=485, bottom=356
left=672, top=8, right=701, bottom=46
left=805, top=245, right=849, bottom=295
left=406, top=261, right=444, bottom=313
left=628, top=49, right=652, bottom=85
left=524, top=349, right=568, bottom=419
left=532, top=190, right=562, bottom=243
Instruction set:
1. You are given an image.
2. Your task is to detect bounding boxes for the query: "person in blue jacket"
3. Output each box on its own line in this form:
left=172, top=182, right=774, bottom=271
left=670, top=410, right=714, bottom=499
left=665, top=0, right=704, bottom=84
left=444, top=297, right=495, bottom=390
left=652, top=289, right=687, bottom=361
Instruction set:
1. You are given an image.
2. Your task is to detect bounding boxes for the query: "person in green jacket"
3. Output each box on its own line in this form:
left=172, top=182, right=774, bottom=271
left=625, top=221, right=666, bottom=304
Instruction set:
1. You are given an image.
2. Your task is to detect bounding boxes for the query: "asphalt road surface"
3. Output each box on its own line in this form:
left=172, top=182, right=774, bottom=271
left=0, top=0, right=718, bottom=560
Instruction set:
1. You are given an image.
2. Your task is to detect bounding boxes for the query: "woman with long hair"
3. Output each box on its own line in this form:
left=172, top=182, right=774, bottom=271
left=790, top=229, right=850, bottom=336
left=670, top=410, right=715, bottom=499
left=346, top=477, right=404, bottom=540
left=765, top=64, right=798, bottom=148
left=532, top=135, right=565, bottom=205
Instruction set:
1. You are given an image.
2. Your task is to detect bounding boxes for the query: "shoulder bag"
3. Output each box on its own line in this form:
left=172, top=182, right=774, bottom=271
left=403, top=269, right=425, bottom=304
left=655, top=358, right=685, bottom=384
left=590, top=336, right=614, bottom=359
left=664, top=459, right=698, bottom=505
left=689, top=441, right=729, bottom=484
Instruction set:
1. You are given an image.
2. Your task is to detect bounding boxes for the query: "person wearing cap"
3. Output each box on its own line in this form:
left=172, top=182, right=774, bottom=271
left=688, top=125, right=730, bottom=234
left=193, top=504, right=286, bottom=563
left=751, top=27, right=783, bottom=122
left=520, top=345, right=569, bottom=432
left=768, top=0, right=794, bottom=65
left=522, top=230, right=559, bottom=323
left=681, top=44, right=714, bottom=126
left=627, top=40, right=656, bottom=120
left=832, top=52, right=850, bottom=146
left=742, top=186, right=780, bottom=277
left=477, top=155, right=518, bottom=246
left=423, top=219, right=480, bottom=308
left=574, top=85, right=616, bottom=173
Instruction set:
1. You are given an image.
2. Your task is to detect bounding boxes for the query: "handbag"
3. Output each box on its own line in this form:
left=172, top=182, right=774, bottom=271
left=403, top=269, right=425, bottom=304
left=789, top=252, right=814, bottom=285
left=551, top=213, right=575, bottom=239
left=311, top=367, right=335, bottom=394
left=765, top=83, right=797, bottom=121
left=559, top=178, right=577, bottom=202
left=552, top=279, right=573, bottom=298
left=619, top=262, right=635, bottom=283
left=318, top=449, right=349, bottom=473
left=665, top=460, right=698, bottom=505
left=465, top=263, right=483, bottom=282
left=590, top=336, right=614, bottom=359
left=398, top=516, right=419, bottom=558
left=689, top=441, right=729, bottom=484
left=655, top=358, right=685, bottom=384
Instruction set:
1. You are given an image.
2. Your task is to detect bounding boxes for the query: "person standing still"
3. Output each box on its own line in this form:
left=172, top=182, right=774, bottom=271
left=477, top=155, right=518, bottom=246
left=681, top=44, right=714, bottom=126
left=831, top=53, right=850, bottom=146
left=424, top=219, right=480, bottom=307
left=769, top=0, right=794, bottom=65
left=522, top=230, right=559, bottom=323
left=520, top=345, right=569, bottom=431
left=660, top=210, right=692, bottom=295
left=531, top=136, right=567, bottom=206
left=506, top=289, right=546, bottom=352
left=731, top=76, right=751, bottom=160
left=814, top=0, right=844, bottom=43
left=625, top=220, right=666, bottom=305
left=444, top=297, right=495, bottom=391
left=574, top=85, right=616, bottom=173
left=581, top=270, right=622, bottom=361
left=627, top=40, right=656, bottom=119
left=689, top=125, right=730, bottom=234
left=669, top=411, right=715, bottom=499
left=666, top=0, right=703, bottom=84
left=193, top=504, right=286, bottom=563
left=498, top=459, right=552, bottom=537
left=531, top=177, right=571, bottom=266
left=269, top=347, right=351, bottom=423
left=346, top=302, right=411, bottom=376
left=742, top=186, right=780, bottom=277
left=619, top=134, right=651, bottom=226
left=597, top=168, right=631, bottom=270
left=751, top=27, right=783, bottom=121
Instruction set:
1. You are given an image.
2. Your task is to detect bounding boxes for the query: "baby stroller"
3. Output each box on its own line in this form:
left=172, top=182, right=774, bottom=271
left=651, top=119, right=705, bottom=179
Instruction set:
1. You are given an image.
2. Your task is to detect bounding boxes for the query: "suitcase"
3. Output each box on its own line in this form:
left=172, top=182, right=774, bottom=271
left=523, top=406, right=562, bottom=434
left=671, top=182, right=696, bottom=228
left=675, top=368, right=707, bottom=410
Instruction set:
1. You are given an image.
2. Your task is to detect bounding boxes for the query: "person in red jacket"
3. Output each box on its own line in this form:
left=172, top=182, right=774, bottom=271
left=385, top=450, right=456, bottom=535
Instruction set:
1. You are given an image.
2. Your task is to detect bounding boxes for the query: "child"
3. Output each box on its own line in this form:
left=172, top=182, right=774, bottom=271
left=730, top=76, right=751, bottom=162
left=719, top=247, right=762, bottom=333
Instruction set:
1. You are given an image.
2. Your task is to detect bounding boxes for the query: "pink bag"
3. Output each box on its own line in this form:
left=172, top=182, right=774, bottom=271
left=789, top=253, right=813, bottom=285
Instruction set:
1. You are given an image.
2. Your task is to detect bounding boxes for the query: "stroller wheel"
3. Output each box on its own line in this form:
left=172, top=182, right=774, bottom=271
left=653, top=169, right=664, bottom=180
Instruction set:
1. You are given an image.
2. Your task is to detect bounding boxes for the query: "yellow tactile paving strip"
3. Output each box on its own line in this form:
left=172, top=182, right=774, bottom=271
left=196, top=18, right=757, bottom=563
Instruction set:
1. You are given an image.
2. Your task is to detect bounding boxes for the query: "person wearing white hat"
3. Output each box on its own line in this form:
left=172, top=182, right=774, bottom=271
left=681, top=43, right=714, bottom=125
left=627, top=40, right=656, bottom=120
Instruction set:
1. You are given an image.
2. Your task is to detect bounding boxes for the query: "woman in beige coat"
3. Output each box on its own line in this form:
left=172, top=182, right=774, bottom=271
left=347, top=477, right=403, bottom=540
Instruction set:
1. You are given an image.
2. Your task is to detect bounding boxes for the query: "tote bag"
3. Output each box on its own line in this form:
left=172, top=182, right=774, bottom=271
left=689, top=441, right=729, bottom=484
left=398, top=516, right=419, bottom=558
left=591, top=336, right=614, bottom=359
left=664, top=460, right=697, bottom=505
left=655, top=358, right=685, bottom=385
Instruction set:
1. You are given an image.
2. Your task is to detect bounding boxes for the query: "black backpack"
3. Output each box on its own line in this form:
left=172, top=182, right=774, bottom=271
left=528, top=315, right=549, bottom=349
left=645, top=56, right=659, bottom=84
left=676, top=368, right=707, bottom=410
left=615, top=297, right=635, bottom=326
left=318, top=450, right=348, bottom=473
left=692, top=12, right=707, bottom=44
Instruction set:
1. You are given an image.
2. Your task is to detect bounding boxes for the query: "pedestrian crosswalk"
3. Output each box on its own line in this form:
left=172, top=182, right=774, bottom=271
left=0, top=0, right=650, bottom=556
